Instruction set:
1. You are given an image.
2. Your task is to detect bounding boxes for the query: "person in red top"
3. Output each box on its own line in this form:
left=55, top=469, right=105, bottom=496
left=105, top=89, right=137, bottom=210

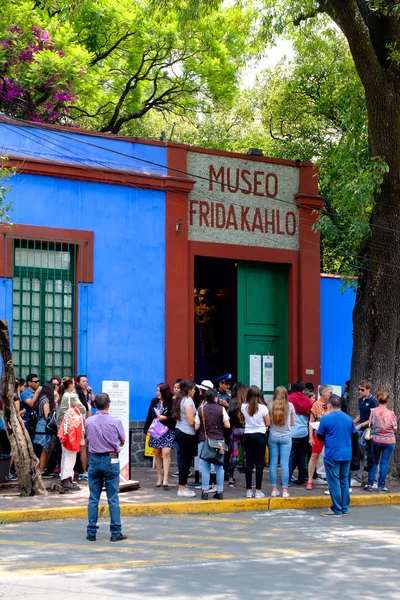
left=365, top=392, right=397, bottom=493
left=289, top=382, right=313, bottom=485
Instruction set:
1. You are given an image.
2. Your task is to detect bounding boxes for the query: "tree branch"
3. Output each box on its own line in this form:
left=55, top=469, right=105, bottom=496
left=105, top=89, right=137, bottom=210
left=90, top=31, right=137, bottom=66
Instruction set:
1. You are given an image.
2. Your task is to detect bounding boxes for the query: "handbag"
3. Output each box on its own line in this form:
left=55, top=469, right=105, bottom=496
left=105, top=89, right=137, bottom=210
left=46, top=409, right=58, bottom=435
left=148, top=418, right=168, bottom=440
left=363, top=414, right=372, bottom=441
left=199, top=406, right=228, bottom=466
left=363, top=427, right=372, bottom=441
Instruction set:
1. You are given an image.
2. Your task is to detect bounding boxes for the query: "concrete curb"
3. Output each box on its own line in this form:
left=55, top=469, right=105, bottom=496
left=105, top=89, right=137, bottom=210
left=0, top=493, right=399, bottom=523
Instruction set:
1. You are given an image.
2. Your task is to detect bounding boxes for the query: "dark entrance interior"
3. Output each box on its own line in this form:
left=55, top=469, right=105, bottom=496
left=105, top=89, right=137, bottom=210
left=194, top=256, right=237, bottom=385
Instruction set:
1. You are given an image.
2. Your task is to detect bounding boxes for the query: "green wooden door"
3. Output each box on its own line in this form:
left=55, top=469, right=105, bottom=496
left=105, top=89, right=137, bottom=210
left=237, top=262, right=288, bottom=395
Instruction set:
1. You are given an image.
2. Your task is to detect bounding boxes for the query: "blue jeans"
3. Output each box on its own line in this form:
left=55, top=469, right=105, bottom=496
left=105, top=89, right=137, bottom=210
left=87, top=454, right=121, bottom=537
left=198, top=441, right=224, bottom=492
left=324, top=459, right=351, bottom=515
left=368, top=442, right=395, bottom=488
left=268, top=433, right=292, bottom=487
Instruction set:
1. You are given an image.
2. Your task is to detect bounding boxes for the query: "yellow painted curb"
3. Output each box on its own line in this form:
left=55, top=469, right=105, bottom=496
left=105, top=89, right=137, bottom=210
left=0, top=493, right=399, bottom=523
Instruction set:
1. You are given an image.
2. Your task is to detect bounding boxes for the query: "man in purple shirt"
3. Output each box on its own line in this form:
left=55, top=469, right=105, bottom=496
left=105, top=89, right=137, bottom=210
left=85, top=393, right=127, bottom=542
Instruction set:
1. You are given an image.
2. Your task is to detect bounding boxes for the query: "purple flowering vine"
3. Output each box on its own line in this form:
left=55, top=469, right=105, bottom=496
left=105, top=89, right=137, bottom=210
left=0, top=23, right=79, bottom=124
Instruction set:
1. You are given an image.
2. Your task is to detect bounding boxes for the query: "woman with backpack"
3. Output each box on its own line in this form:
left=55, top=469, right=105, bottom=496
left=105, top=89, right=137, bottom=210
left=32, top=382, right=56, bottom=474
left=57, top=378, right=86, bottom=491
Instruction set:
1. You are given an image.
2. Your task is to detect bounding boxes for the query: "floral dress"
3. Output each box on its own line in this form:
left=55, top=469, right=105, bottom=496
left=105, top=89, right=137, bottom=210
left=148, top=401, right=175, bottom=449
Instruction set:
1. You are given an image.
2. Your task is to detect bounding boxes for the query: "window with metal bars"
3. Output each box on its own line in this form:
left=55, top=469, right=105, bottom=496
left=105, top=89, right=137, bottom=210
left=12, top=240, right=76, bottom=381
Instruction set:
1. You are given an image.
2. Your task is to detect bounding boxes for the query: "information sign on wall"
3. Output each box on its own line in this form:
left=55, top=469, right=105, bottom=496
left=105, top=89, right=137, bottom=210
left=102, top=380, right=130, bottom=483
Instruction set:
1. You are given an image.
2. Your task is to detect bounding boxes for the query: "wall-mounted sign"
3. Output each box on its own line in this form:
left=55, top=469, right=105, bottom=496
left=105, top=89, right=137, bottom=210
left=249, top=354, right=262, bottom=388
left=263, top=355, right=275, bottom=391
left=188, top=152, right=299, bottom=250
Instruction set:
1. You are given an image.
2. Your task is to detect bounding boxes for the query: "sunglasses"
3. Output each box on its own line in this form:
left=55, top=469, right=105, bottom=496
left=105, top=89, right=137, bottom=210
left=32, top=380, right=39, bottom=383
left=359, top=388, right=365, bottom=392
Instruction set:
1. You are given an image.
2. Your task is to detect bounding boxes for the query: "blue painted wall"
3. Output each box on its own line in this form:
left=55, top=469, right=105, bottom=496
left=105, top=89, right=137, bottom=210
left=3, top=172, right=166, bottom=421
left=0, top=123, right=166, bottom=176
left=320, top=276, right=356, bottom=390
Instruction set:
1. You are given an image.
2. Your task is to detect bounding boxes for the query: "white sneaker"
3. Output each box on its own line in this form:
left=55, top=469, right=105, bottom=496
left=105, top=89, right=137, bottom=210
left=349, top=488, right=352, bottom=493
left=314, top=477, right=328, bottom=485
left=271, top=490, right=280, bottom=498
left=282, top=491, right=290, bottom=499
left=350, top=478, right=362, bottom=487
left=324, top=490, right=330, bottom=495
left=372, top=482, right=378, bottom=489
left=254, top=491, right=265, bottom=499
left=177, top=489, right=196, bottom=498
left=246, top=490, right=253, bottom=498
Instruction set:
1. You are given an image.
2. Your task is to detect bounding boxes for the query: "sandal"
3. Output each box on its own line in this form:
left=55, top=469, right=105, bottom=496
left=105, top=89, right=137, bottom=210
left=305, top=482, right=313, bottom=490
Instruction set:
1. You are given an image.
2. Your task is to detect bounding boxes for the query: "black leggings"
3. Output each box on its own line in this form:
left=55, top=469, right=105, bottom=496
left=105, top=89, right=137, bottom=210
left=175, top=429, right=196, bottom=486
left=244, top=433, right=266, bottom=490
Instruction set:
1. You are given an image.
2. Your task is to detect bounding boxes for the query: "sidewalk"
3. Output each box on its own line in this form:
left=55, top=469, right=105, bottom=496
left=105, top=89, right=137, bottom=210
left=0, top=467, right=399, bottom=522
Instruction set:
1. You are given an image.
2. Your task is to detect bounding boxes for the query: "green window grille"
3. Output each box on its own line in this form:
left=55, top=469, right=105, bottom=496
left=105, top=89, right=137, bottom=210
left=12, top=239, right=77, bottom=381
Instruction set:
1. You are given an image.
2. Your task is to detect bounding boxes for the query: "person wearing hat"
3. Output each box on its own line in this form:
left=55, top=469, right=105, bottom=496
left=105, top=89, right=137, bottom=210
left=216, top=374, right=233, bottom=409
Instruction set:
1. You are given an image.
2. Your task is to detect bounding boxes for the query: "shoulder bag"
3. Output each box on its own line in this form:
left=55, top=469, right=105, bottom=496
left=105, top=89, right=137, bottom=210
left=363, top=413, right=373, bottom=441
left=199, top=406, right=228, bottom=466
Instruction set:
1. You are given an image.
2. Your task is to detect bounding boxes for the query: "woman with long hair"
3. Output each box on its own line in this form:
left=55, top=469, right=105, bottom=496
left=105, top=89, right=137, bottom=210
left=144, top=383, right=175, bottom=488
left=32, top=382, right=56, bottom=474
left=365, top=392, right=398, bottom=492
left=228, top=382, right=247, bottom=487
left=268, top=386, right=295, bottom=498
left=195, top=388, right=230, bottom=500
left=172, top=379, right=197, bottom=498
left=241, top=385, right=270, bottom=498
left=57, top=377, right=86, bottom=491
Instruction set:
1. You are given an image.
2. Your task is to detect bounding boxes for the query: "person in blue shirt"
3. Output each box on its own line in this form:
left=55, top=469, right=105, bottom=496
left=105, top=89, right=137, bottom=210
left=20, top=374, right=40, bottom=429
left=317, top=394, right=358, bottom=517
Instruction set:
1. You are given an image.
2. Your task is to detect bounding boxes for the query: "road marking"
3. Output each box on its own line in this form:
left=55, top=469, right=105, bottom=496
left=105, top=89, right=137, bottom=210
left=183, top=515, right=254, bottom=523
left=0, top=539, right=218, bottom=551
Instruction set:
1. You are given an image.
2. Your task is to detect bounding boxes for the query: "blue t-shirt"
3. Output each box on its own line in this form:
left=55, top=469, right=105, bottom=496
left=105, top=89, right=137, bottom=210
left=318, top=410, right=357, bottom=461
left=20, top=388, right=35, bottom=426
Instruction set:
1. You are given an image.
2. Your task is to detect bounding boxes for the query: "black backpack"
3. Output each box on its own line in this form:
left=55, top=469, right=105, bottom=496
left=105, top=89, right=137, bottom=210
left=27, top=410, right=38, bottom=438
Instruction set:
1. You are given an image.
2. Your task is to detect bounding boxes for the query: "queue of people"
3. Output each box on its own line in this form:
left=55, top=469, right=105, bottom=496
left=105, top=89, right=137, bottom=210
left=144, top=377, right=398, bottom=503
left=0, top=373, right=95, bottom=490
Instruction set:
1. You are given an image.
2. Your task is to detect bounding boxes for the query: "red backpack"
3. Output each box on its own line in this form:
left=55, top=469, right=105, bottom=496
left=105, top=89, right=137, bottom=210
left=58, top=405, right=83, bottom=452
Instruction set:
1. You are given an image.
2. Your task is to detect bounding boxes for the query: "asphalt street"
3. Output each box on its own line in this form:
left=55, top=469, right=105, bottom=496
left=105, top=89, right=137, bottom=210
left=0, top=506, right=399, bottom=599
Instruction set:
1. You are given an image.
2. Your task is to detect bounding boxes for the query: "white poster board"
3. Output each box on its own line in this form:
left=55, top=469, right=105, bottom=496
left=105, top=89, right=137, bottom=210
left=102, top=380, right=130, bottom=483
left=250, top=354, right=262, bottom=388
left=262, top=355, right=274, bottom=391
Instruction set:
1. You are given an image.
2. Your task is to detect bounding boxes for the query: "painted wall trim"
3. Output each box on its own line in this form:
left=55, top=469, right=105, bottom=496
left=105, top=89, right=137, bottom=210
left=5, top=155, right=195, bottom=193
left=0, top=224, right=94, bottom=282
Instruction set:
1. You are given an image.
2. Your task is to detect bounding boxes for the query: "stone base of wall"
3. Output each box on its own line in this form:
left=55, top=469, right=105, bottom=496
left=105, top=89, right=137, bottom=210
left=129, top=421, right=152, bottom=467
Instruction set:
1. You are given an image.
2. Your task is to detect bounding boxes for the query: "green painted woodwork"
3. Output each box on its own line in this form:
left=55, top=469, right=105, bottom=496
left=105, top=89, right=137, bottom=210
left=237, top=261, right=288, bottom=394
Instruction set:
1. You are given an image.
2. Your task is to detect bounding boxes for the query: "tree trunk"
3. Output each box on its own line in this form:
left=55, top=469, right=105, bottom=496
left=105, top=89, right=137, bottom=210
left=321, top=0, right=400, bottom=478
left=0, top=320, right=46, bottom=496
left=348, top=79, right=400, bottom=477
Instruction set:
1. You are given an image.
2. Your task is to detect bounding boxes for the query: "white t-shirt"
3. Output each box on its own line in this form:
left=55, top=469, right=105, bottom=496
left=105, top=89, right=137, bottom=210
left=241, top=403, right=269, bottom=434
left=175, top=396, right=196, bottom=435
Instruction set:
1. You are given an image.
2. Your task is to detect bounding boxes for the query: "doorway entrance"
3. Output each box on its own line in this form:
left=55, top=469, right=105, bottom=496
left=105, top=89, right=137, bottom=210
left=194, top=257, right=288, bottom=393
